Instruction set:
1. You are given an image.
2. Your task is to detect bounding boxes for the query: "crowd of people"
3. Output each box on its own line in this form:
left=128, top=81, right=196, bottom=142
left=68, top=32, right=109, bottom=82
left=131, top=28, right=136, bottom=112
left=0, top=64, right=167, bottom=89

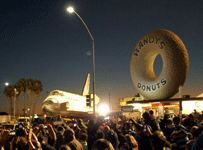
left=0, top=110, right=203, bottom=150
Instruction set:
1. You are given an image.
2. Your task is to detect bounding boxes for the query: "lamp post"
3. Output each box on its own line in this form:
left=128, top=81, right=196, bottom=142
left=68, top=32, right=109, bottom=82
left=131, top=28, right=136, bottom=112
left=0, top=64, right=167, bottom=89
left=14, top=88, right=17, bottom=121
left=67, top=7, right=96, bottom=117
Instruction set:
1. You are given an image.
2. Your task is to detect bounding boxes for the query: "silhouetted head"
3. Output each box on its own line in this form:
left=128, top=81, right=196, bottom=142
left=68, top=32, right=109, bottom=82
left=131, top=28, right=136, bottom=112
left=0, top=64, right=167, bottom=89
left=172, top=116, right=181, bottom=126
left=63, top=128, right=75, bottom=143
left=143, top=112, right=150, bottom=119
left=59, top=145, right=71, bottom=150
left=125, top=134, right=139, bottom=150
left=151, top=130, right=171, bottom=150
left=92, top=139, right=115, bottom=150
left=149, top=110, right=154, bottom=115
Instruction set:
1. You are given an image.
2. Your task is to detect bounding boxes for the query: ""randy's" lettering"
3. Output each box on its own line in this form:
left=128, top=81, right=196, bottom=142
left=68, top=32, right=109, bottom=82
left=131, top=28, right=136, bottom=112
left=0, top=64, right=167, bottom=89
left=133, top=37, right=166, bottom=56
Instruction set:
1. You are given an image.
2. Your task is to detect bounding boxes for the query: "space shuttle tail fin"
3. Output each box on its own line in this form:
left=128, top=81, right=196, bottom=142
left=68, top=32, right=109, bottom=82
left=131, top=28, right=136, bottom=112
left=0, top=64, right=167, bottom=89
left=82, top=73, right=90, bottom=96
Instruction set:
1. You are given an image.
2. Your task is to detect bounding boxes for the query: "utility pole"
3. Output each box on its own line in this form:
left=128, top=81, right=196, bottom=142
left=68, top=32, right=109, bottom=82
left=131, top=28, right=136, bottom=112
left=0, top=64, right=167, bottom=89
left=109, top=93, right=111, bottom=110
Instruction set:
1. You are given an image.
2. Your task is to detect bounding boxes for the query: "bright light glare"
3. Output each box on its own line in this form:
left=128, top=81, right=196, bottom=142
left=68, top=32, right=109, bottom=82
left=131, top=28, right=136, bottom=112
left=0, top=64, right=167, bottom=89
left=98, top=104, right=109, bottom=115
left=5, top=82, right=9, bottom=86
left=182, top=101, right=198, bottom=114
left=104, top=116, right=110, bottom=119
left=67, top=7, right=74, bottom=13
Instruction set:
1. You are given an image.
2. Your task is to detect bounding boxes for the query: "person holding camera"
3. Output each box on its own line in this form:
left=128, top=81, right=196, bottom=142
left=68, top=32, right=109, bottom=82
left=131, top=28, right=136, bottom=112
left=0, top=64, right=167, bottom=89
left=129, top=118, right=153, bottom=150
left=9, top=127, right=41, bottom=150
left=36, top=124, right=56, bottom=150
left=142, top=112, right=160, bottom=133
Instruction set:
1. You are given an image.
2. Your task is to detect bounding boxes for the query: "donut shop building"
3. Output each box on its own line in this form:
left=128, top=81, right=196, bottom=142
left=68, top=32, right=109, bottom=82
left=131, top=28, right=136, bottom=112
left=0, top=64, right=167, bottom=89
left=120, top=95, right=203, bottom=118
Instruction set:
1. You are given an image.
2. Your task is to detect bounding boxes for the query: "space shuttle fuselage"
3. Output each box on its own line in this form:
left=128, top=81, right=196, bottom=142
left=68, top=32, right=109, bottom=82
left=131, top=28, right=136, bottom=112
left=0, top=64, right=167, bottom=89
left=41, top=74, right=99, bottom=116
left=42, top=90, right=87, bottom=114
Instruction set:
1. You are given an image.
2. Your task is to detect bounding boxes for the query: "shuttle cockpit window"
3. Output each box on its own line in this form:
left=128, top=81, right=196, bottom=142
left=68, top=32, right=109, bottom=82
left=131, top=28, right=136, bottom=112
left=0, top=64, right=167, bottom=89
left=52, top=99, right=58, bottom=103
left=49, top=91, right=64, bottom=97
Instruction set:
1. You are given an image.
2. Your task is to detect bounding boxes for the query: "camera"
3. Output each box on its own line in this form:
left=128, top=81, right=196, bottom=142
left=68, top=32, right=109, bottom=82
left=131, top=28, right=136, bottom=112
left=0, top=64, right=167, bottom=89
left=9, top=131, right=16, bottom=135
left=143, top=125, right=147, bottom=132
left=16, top=128, right=26, bottom=136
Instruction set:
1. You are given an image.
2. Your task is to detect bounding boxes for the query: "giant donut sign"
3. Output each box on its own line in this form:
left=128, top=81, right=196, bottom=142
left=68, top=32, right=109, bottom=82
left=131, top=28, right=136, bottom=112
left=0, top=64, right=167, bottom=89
left=130, top=29, right=189, bottom=100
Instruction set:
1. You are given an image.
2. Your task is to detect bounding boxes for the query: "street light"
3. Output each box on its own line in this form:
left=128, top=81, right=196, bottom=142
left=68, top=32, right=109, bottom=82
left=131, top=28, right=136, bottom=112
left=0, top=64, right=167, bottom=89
left=67, top=7, right=96, bottom=117
left=5, top=82, right=9, bottom=86
left=1, top=82, right=9, bottom=86
left=98, top=104, right=109, bottom=116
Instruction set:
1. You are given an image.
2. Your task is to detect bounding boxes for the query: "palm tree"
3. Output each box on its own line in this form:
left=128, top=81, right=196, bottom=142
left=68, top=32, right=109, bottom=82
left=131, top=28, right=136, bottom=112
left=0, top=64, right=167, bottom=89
left=33, top=79, right=43, bottom=115
left=26, top=78, right=34, bottom=116
left=13, top=84, right=20, bottom=117
left=17, top=78, right=26, bottom=112
left=3, top=85, right=14, bottom=116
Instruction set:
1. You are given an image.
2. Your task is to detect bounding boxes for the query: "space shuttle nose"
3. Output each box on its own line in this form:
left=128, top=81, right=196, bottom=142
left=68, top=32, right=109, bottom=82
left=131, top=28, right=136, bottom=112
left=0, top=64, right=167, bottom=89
left=42, top=105, right=53, bottom=113
left=42, top=99, right=60, bottom=112
left=42, top=104, right=48, bottom=110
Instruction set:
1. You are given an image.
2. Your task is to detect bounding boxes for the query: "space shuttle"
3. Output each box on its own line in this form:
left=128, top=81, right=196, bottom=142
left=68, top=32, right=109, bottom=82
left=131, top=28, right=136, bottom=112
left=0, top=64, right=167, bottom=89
left=42, top=73, right=100, bottom=116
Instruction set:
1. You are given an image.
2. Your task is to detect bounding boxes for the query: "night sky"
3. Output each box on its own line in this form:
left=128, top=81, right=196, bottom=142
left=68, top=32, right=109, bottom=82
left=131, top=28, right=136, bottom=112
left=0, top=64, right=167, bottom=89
left=0, top=0, right=203, bottom=114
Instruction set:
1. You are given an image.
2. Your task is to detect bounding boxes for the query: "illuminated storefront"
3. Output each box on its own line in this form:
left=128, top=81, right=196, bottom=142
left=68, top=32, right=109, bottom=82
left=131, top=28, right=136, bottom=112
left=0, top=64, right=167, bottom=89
left=120, top=96, right=203, bottom=117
